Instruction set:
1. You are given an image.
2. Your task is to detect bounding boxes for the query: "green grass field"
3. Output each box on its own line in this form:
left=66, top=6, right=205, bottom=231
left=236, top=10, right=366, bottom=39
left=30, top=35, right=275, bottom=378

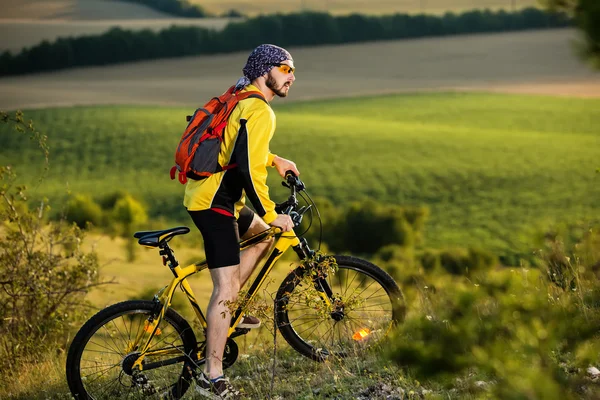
left=1, top=92, right=599, bottom=256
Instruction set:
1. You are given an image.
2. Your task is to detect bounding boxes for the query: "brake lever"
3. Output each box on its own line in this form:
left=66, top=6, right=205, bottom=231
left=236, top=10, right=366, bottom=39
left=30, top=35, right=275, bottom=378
left=297, top=205, right=312, bottom=215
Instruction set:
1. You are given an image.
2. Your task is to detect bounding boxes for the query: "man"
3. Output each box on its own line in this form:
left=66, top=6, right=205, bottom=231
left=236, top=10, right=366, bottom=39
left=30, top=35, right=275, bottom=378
left=184, top=44, right=299, bottom=399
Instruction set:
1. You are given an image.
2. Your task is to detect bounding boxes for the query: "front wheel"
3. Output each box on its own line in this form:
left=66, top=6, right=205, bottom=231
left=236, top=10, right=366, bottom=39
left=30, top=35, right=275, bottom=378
left=275, top=255, right=405, bottom=361
left=66, top=300, right=198, bottom=399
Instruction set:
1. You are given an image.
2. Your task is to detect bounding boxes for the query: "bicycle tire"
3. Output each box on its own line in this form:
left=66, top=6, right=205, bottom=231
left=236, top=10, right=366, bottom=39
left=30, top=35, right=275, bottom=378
left=66, top=300, right=198, bottom=400
left=275, top=255, right=405, bottom=361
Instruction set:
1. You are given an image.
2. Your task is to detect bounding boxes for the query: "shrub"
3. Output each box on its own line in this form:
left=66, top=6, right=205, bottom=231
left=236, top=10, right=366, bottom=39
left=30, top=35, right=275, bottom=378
left=437, top=247, right=496, bottom=275
left=376, top=244, right=412, bottom=263
left=419, top=249, right=440, bottom=272
left=533, top=223, right=600, bottom=289
left=0, top=215, right=101, bottom=371
left=112, top=194, right=148, bottom=227
left=387, top=235, right=600, bottom=398
left=97, top=189, right=130, bottom=210
left=0, top=111, right=103, bottom=374
left=301, top=195, right=340, bottom=246
left=468, top=246, right=498, bottom=271
left=329, top=199, right=426, bottom=254
left=438, top=247, right=469, bottom=275
left=64, top=194, right=103, bottom=228
left=375, top=244, right=416, bottom=282
left=112, top=194, right=148, bottom=261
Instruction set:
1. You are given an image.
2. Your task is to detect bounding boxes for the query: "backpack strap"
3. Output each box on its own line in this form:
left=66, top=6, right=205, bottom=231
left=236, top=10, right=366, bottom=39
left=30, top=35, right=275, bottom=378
left=243, top=92, right=267, bottom=103
left=235, top=90, right=267, bottom=104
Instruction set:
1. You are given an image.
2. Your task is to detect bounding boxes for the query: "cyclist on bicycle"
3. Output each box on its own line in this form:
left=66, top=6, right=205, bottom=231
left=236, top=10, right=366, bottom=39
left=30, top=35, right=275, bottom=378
left=184, top=44, right=299, bottom=399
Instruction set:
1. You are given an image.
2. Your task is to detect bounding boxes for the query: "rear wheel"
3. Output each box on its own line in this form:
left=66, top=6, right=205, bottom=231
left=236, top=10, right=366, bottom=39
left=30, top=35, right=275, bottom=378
left=66, top=300, right=197, bottom=399
left=275, top=255, right=405, bottom=361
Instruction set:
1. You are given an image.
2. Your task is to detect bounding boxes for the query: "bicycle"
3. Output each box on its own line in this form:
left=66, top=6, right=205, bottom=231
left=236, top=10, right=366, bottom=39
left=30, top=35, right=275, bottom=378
left=65, top=172, right=406, bottom=399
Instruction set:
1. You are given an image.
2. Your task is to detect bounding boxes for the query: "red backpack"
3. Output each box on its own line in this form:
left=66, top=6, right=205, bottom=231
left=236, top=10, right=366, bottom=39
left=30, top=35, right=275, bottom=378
left=170, top=86, right=265, bottom=184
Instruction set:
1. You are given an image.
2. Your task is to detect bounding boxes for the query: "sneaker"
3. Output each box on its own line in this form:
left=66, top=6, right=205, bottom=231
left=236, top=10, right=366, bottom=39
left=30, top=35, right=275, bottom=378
left=237, top=315, right=261, bottom=329
left=194, top=371, right=241, bottom=399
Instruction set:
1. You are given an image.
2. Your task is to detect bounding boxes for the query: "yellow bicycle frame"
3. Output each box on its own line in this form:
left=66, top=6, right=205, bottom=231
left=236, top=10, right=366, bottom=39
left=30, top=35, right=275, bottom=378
left=131, top=226, right=327, bottom=371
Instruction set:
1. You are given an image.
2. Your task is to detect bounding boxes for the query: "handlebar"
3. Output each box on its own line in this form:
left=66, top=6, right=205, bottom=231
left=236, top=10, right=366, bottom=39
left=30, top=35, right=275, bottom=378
left=273, top=170, right=321, bottom=251
left=275, top=170, right=311, bottom=227
left=284, top=170, right=305, bottom=192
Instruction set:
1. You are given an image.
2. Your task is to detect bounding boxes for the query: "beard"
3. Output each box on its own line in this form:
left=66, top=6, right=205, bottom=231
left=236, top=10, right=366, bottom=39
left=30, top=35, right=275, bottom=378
left=266, top=73, right=290, bottom=98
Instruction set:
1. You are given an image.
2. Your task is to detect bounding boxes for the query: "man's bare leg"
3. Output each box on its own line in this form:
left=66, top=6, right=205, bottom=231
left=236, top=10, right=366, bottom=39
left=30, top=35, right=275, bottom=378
left=238, top=214, right=273, bottom=286
left=205, top=264, right=240, bottom=379
left=204, top=215, right=271, bottom=379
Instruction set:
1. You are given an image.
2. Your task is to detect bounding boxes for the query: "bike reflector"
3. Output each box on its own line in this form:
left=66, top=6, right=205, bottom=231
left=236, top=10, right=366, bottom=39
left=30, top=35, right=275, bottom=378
left=352, top=328, right=371, bottom=341
left=144, top=320, right=162, bottom=336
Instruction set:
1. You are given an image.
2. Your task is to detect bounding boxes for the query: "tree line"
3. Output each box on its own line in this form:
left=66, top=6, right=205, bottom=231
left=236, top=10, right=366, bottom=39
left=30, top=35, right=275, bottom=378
left=0, top=8, right=571, bottom=77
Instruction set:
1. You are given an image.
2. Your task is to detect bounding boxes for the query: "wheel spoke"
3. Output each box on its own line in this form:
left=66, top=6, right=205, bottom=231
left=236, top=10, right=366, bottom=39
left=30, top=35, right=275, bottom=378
left=84, top=363, right=121, bottom=385
left=287, top=316, right=324, bottom=327
left=80, top=360, right=121, bottom=371
left=86, top=339, right=123, bottom=355
left=95, top=374, right=123, bottom=399
left=68, top=302, right=195, bottom=399
left=276, top=260, right=403, bottom=360
left=100, top=322, right=126, bottom=356
left=295, top=319, right=323, bottom=337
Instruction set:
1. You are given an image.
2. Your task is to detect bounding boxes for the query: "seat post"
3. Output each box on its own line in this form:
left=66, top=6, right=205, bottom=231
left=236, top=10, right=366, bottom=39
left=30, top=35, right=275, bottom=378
left=159, top=243, right=179, bottom=269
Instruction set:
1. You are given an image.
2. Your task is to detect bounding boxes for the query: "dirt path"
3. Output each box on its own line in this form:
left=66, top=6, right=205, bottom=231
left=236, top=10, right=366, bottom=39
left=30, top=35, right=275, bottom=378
left=1, top=29, right=598, bottom=111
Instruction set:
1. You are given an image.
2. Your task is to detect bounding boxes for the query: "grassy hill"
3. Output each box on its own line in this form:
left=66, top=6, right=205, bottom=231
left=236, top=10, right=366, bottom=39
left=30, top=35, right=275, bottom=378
left=2, top=92, right=599, bottom=400
left=1, top=92, right=599, bottom=256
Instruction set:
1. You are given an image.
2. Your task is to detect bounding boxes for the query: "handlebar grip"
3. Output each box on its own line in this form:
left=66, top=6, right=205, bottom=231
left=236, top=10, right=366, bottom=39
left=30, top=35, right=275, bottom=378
left=285, top=170, right=297, bottom=181
left=285, top=170, right=304, bottom=188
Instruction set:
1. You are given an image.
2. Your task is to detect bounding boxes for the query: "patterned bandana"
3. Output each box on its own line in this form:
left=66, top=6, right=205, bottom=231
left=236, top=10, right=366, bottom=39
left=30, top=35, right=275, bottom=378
left=235, top=44, right=293, bottom=90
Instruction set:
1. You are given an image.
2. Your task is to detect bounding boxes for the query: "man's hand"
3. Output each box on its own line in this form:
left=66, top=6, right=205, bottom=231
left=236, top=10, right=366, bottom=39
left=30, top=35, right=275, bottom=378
left=272, top=156, right=300, bottom=178
left=270, top=214, right=294, bottom=232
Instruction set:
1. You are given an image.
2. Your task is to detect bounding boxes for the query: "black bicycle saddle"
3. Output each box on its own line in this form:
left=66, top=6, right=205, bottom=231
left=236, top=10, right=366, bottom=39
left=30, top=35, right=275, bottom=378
left=133, top=226, right=190, bottom=247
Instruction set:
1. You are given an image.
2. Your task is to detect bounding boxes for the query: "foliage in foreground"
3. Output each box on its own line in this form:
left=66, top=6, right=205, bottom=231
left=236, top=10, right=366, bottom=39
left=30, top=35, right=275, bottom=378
left=387, top=225, right=600, bottom=399
left=0, top=112, right=103, bottom=376
left=6, top=226, right=598, bottom=399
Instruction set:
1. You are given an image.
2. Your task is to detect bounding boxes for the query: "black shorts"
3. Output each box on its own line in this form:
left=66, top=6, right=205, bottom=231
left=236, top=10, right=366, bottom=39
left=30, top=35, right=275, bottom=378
left=187, top=206, right=255, bottom=269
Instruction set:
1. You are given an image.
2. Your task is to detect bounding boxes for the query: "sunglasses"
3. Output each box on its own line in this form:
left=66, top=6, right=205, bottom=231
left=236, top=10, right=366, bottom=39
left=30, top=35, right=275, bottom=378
left=270, top=63, right=295, bottom=75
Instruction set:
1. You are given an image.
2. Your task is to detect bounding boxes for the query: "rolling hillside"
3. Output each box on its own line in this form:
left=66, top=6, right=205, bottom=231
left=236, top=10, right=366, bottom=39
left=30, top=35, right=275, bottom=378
left=1, top=29, right=598, bottom=112
left=1, top=0, right=173, bottom=19
left=0, top=0, right=235, bottom=53
left=1, top=92, right=598, bottom=256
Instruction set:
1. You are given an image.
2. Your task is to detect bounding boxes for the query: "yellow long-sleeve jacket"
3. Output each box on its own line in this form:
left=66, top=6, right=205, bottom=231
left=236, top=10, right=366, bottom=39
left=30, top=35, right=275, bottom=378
left=183, top=84, right=278, bottom=224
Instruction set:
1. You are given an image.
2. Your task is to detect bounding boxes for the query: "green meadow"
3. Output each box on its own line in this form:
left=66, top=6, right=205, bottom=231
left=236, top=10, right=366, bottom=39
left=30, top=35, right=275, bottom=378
left=1, top=92, right=599, bottom=256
